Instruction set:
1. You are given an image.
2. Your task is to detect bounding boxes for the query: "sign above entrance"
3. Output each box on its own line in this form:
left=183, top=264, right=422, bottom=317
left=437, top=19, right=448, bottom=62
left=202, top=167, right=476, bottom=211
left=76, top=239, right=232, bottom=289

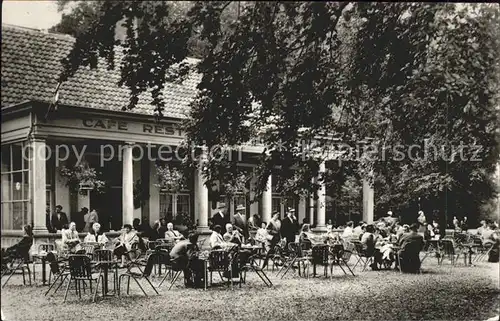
left=81, top=118, right=183, bottom=137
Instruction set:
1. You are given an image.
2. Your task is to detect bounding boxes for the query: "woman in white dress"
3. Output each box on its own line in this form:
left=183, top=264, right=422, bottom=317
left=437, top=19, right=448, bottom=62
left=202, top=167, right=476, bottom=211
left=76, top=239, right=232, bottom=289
left=113, top=224, right=138, bottom=267
left=83, top=222, right=109, bottom=245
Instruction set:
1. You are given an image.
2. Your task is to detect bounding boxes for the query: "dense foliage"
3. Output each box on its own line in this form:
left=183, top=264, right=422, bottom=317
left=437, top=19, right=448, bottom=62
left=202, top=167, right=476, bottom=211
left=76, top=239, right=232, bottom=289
left=54, top=2, right=499, bottom=223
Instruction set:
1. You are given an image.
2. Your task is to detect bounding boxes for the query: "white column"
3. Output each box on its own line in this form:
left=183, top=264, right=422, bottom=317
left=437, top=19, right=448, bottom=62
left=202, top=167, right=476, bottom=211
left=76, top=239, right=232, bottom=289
left=196, top=148, right=209, bottom=232
left=309, top=195, right=314, bottom=225
left=315, top=161, right=326, bottom=231
left=261, top=174, right=272, bottom=224
left=55, top=161, right=70, bottom=219
left=298, top=197, right=307, bottom=224
left=249, top=175, right=259, bottom=217
left=149, top=160, right=160, bottom=224
left=31, top=138, right=47, bottom=232
left=132, top=159, right=141, bottom=220
left=122, top=143, right=134, bottom=226
left=362, top=178, right=374, bottom=224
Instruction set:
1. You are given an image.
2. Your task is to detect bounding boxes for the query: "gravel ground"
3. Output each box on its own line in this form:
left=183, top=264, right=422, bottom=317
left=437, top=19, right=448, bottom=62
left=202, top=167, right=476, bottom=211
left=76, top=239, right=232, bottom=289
left=1, top=258, right=499, bottom=321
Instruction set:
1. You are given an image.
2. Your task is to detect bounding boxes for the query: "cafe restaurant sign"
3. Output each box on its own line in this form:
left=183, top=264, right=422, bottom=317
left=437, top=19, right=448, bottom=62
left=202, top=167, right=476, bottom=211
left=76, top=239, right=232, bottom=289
left=81, top=118, right=184, bottom=137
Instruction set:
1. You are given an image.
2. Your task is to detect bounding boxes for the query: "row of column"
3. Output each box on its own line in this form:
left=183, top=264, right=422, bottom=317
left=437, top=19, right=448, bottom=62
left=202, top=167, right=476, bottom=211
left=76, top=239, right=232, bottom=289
left=30, top=140, right=374, bottom=233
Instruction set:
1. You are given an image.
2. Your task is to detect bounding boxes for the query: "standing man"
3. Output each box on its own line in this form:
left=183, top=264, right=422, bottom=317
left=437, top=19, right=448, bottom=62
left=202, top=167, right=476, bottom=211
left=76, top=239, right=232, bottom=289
left=233, top=204, right=248, bottom=241
left=212, top=203, right=229, bottom=234
left=45, top=206, right=55, bottom=233
left=281, top=208, right=299, bottom=245
left=51, top=205, right=68, bottom=231
left=84, top=209, right=99, bottom=232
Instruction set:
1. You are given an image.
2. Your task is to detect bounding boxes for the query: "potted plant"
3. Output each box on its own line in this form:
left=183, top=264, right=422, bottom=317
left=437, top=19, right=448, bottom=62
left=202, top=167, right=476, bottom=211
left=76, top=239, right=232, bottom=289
left=155, top=164, right=187, bottom=192
left=59, top=163, right=106, bottom=195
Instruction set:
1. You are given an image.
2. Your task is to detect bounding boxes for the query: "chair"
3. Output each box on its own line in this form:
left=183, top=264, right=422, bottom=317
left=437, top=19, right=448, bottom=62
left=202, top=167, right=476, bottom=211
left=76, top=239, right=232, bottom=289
left=63, top=255, right=102, bottom=302
left=330, top=243, right=355, bottom=277
left=207, top=250, right=237, bottom=288
left=311, top=245, right=330, bottom=277
left=352, top=242, right=374, bottom=272
left=1, top=246, right=32, bottom=288
left=474, top=242, right=495, bottom=262
left=240, top=252, right=273, bottom=287
left=270, top=245, right=286, bottom=272
left=118, top=253, right=159, bottom=296
left=154, top=243, right=174, bottom=276
left=277, top=242, right=311, bottom=279
left=32, top=243, right=55, bottom=282
left=438, top=239, right=460, bottom=266
left=80, top=242, right=100, bottom=259
left=44, top=252, right=70, bottom=296
left=397, top=240, right=424, bottom=273
left=93, top=249, right=118, bottom=295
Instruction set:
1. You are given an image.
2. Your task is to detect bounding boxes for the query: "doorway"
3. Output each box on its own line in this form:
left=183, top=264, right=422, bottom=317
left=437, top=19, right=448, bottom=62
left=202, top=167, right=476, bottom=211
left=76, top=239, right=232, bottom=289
left=90, top=188, right=122, bottom=232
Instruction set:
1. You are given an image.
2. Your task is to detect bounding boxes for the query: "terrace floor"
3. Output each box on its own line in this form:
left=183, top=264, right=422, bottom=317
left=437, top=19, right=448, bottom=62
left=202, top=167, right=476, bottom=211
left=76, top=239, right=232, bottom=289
left=1, top=258, right=499, bottom=321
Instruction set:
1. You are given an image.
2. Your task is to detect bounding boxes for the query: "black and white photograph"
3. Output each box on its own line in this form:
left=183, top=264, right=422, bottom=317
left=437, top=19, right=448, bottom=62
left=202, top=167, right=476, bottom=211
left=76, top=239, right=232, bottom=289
left=1, top=1, right=499, bottom=320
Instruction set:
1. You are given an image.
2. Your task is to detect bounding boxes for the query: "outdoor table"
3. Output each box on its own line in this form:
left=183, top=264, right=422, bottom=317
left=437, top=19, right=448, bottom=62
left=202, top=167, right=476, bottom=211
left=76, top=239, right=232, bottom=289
left=32, top=252, right=50, bottom=286
left=92, top=260, right=119, bottom=296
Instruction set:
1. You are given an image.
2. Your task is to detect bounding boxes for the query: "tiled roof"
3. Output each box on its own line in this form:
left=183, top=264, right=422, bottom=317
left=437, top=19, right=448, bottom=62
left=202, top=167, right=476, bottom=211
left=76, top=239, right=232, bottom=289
left=1, top=24, right=201, bottom=119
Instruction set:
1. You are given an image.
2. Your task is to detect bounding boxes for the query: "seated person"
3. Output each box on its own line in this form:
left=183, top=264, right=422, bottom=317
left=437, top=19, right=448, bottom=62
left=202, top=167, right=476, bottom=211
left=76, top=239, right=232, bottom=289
left=148, top=220, right=162, bottom=242
left=353, top=221, right=366, bottom=240
left=209, top=225, right=225, bottom=249
left=360, top=225, right=381, bottom=270
left=299, top=224, right=325, bottom=246
left=62, top=222, right=81, bottom=253
left=223, top=223, right=243, bottom=245
left=299, top=224, right=313, bottom=248
left=397, top=224, right=410, bottom=241
left=397, top=223, right=424, bottom=273
left=325, top=225, right=341, bottom=245
left=254, top=222, right=271, bottom=252
left=1, top=225, right=33, bottom=267
left=169, top=233, right=202, bottom=287
left=113, top=224, right=139, bottom=267
left=83, top=222, right=109, bottom=245
left=342, top=221, right=354, bottom=239
left=165, top=222, right=185, bottom=241
left=481, top=223, right=499, bottom=262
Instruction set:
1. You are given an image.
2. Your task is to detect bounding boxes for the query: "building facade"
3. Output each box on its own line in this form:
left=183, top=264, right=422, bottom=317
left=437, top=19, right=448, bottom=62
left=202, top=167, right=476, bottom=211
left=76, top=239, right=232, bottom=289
left=1, top=24, right=374, bottom=243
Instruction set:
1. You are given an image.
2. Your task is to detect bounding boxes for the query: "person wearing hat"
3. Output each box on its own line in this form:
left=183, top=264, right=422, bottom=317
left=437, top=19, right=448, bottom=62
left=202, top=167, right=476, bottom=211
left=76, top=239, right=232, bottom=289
left=233, top=204, right=248, bottom=241
left=212, top=202, right=229, bottom=234
left=281, top=207, right=299, bottom=245
left=51, top=205, right=69, bottom=231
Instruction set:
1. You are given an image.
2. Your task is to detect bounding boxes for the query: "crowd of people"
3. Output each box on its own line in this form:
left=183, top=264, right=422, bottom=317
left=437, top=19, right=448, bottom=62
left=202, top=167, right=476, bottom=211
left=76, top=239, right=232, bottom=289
left=3, top=204, right=499, bottom=284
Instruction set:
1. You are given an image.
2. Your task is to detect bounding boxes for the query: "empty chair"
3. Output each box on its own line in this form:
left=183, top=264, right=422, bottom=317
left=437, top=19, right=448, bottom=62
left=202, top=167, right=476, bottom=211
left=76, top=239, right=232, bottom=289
left=311, top=245, right=330, bottom=277
left=44, top=252, right=70, bottom=296
left=63, top=255, right=102, bottom=302
left=118, top=253, right=159, bottom=296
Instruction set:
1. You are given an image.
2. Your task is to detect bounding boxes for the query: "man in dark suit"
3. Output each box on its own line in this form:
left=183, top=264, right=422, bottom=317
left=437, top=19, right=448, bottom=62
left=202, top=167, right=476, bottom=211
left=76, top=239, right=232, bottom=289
left=397, top=223, right=424, bottom=273
left=233, top=204, right=248, bottom=241
left=281, top=208, right=299, bottom=245
left=211, top=203, right=229, bottom=234
left=51, top=205, right=68, bottom=231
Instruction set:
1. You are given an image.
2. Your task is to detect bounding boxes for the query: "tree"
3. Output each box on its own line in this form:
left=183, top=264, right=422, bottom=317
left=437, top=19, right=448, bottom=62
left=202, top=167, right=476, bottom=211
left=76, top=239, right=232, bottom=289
left=56, top=2, right=500, bottom=220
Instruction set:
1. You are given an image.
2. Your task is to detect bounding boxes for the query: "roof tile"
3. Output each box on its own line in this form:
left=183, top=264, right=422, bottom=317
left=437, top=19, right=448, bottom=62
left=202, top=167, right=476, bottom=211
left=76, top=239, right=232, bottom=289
left=1, top=24, right=201, bottom=119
